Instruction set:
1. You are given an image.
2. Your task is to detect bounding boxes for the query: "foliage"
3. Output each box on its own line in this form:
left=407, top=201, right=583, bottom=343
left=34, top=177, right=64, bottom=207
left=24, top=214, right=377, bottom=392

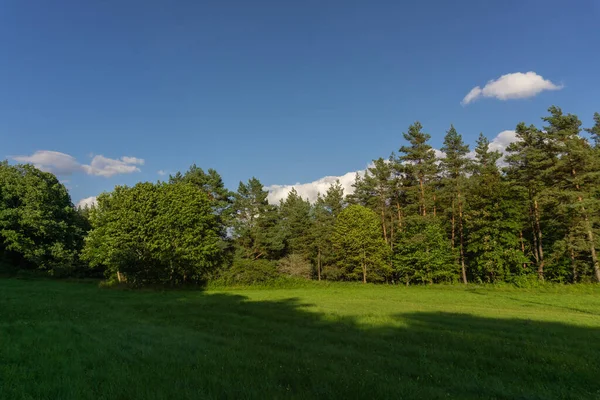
left=0, top=162, right=85, bottom=275
left=231, top=178, right=284, bottom=260
left=331, top=205, right=391, bottom=282
left=217, top=258, right=280, bottom=285
left=394, top=216, right=459, bottom=284
left=277, top=253, right=312, bottom=279
left=82, top=181, right=223, bottom=286
left=2, top=105, right=600, bottom=286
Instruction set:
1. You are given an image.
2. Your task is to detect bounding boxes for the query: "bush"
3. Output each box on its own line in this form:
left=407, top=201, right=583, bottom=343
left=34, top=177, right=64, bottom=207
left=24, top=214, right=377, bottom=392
left=218, top=258, right=280, bottom=285
left=278, top=254, right=312, bottom=279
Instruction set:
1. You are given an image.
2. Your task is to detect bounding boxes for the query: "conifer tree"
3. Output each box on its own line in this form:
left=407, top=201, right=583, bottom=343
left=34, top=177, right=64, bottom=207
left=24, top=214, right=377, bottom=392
left=398, top=122, right=438, bottom=217
left=312, top=181, right=345, bottom=280
left=440, top=125, right=471, bottom=283
left=466, top=134, right=528, bottom=282
left=505, top=123, right=555, bottom=280
left=543, top=107, right=600, bottom=281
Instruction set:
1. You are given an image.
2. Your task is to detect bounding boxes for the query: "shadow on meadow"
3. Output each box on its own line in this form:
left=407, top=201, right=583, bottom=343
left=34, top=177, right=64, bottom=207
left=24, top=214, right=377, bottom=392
left=1, top=281, right=600, bottom=399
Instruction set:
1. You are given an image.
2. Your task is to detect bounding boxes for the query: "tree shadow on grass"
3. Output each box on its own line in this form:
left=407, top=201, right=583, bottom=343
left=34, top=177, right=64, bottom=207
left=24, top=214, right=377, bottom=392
left=1, top=282, right=600, bottom=399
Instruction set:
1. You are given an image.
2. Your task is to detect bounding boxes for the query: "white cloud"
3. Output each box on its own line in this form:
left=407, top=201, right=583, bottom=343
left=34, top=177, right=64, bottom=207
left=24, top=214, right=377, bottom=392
left=12, top=150, right=83, bottom=175
left=157, top=170, right=167, bottom=176
left=433, top=149, right=445, bottom=159
left=121, top=156, right=145, bottom=165
left=76, top=196, right=97, bottom=209
left=11, top=151, right=144, bottom=178
left=82, top=155, right=143, bottom=177
left=462, top=87, right=482, bottom=106
left=461, top=72, right=562, bottom=105
left=489, top=130, right=517, bottom=154
left=266, top=168, right=367, bottom=204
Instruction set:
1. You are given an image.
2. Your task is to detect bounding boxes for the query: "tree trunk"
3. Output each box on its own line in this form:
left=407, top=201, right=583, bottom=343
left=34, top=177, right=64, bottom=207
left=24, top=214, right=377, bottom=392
left=529, top=205, right=540, bottom=264
left=572, top=171, right=600, bottom=282
left=458, top=192, right=467, bottom=284
left=533, top=198, right=545, bottom=281
left=582, top=211, right=600, bottom=282
left=396, top=201, right=403, bottom=233
left=117, top=271, right=122, bottom=283
left=390, top=213, right=394, bottom=250
left=433, top=193, right=437, bottom=217
left=381, top=207, right=388, bottom=244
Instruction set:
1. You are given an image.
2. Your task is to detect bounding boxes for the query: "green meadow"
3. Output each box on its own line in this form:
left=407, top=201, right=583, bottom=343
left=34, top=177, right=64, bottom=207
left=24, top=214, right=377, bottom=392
left=1, top=279, right=600, bottom=399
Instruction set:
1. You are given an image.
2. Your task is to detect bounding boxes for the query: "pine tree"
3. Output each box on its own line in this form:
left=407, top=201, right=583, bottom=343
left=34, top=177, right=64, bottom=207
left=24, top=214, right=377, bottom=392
left=466, top=134, right=529, bottom=282
left=543, top=107, right=600, bottom=281
left=586, top=112, right=600, bottom=148
left=232, top=178, right=283, bottom=260
left=312, top=181, right=345, bottom=280
left=398, top=122, right=438, bottom=217
left=279, top=188, right=313, bottom=258
left=440, top=125, right=471, bottom=284
left=505, top=123, right=555, bottom=280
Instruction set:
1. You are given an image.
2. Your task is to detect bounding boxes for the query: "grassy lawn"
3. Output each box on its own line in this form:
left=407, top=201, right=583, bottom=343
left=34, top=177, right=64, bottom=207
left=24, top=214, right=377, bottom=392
left=1, top=279, right=600, bottom=399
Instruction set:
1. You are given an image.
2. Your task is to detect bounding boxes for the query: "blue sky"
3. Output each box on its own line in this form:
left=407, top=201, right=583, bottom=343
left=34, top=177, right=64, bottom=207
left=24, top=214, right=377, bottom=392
left=1, top=0, right=599, bottom=205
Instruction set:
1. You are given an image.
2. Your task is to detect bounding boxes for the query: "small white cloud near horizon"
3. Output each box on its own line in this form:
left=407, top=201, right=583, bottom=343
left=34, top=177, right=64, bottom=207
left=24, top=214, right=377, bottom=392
left=266, top=168, right=368, bottom=204
left=157, top=170, right=167, bottom=176
left=461, top=72, right=562, bottom=105
left=76, top=196, right=97, bottom=209
left=11, top=150, right=144, bottom=178
left=489, top=130, right=517, bottom=154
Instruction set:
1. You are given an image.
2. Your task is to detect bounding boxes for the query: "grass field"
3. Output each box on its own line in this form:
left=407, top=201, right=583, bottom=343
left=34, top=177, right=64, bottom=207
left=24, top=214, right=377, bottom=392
left=1, top=279, right=600, bottom=399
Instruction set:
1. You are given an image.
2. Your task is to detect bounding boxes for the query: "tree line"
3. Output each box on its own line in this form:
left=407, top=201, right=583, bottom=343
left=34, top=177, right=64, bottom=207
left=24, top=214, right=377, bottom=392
left=1, top=106, right=599, bottom=285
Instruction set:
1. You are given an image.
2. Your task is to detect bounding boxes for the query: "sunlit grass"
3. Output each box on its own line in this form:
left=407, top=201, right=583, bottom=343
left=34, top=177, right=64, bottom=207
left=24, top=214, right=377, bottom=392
left=1, top=279, right=599, bottom=399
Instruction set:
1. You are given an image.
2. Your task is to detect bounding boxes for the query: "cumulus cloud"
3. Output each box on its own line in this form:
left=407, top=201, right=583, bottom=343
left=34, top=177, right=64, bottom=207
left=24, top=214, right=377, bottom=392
left=11, top=151, right=144, bottom=178
left=76, top=196, right=97, bottom=209
left=266, top=168, right=367, bottom=204
left=12, top=150, right=83, bottom=175
left=489, top=130, right=517, bottom=154
left=82, top=155, right=143, bottom=177
left=157, top=170, right=167, bottom=176
left=461, top=72, right=562, bottom=105
left=121, top=156, right=145, bottom=165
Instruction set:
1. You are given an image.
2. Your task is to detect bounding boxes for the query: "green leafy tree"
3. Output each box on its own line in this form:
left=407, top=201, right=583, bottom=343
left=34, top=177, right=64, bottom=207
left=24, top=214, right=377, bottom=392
left=83, top=181, right=223, bottom=285
left=0, top=162, right=84, bottom=275
left=394, top=216, right=458, bottom=285
left=349, top=158, right=395, bottom=245
left=331, top=205, right=390, bottom=283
